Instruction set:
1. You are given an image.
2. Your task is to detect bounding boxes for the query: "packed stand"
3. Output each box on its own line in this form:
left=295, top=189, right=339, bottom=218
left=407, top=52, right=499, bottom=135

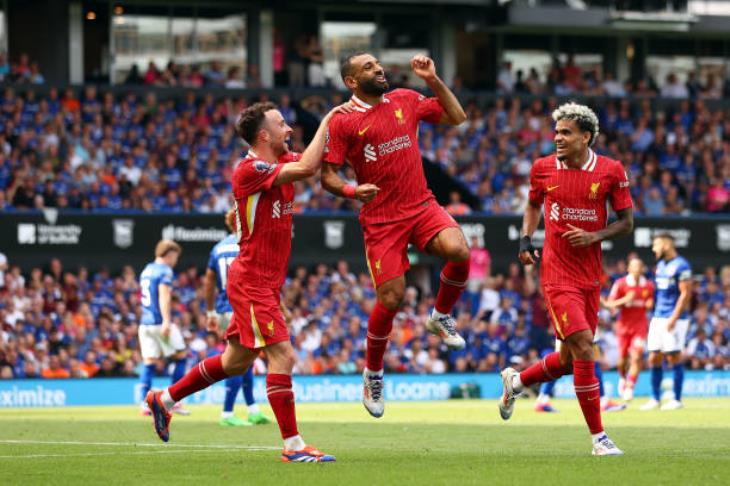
left=0, top=249, right=728, bottom=380
left=0, top=79, right=728, bottom=214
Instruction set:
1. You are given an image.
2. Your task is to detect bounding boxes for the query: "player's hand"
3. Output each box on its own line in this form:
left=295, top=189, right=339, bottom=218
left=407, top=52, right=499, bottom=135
left=410, top=55, right=436, bottom=81
left=667, top=318, right=677, bottom=332
left=562, top=224, right=600, bottom=248
left=280, top=304, right=293, bottom=325
left=161, top=322, right=171, bottom=339
left=355, top=183, right=379, bottom=202
left=518, top=235, right=540, bottom=266
left=325, top=102, right=355, bottom=120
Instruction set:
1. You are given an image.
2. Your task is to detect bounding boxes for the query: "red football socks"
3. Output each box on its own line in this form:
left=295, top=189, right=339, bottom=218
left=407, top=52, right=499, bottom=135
left=169, top=355, right=227, bottom=402
left=434, top=260, right=469, bottom=314
left=366, top=302, right=397, bottom=372
left=519, top=351, right=570, bottom=387
left=267, top=373, right=299, bottom=439
left=627, top=373, right=638, bottom=388
left=573, top=360, right=603, bottom=434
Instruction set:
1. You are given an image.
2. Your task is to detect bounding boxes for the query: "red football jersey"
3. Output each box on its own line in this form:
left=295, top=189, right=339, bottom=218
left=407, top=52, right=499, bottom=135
left=528, top=151, right=633, bottom=288
left=608, top=275, right=654, bottom=333
left=324, top=89, right=444, bottom=225
left=230, top=150, right=300, bottom=290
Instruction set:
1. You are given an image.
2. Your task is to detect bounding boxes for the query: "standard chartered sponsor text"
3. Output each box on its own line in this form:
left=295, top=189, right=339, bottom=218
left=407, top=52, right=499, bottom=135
left=378, top=135, right=412, bottom=156
left=562, top=207, right=598, bottom=222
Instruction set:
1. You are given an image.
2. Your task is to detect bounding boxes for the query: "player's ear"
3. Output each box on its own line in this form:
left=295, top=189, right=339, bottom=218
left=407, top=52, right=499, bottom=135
left=344, top=75, right=358, bottom=91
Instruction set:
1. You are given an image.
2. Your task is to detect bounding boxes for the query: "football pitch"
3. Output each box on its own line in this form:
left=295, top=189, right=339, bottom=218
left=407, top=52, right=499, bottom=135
left=1, top=398, right=728, bottom=485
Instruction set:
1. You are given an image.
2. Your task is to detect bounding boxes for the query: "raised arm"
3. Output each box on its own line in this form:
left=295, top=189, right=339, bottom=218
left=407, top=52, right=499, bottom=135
left=410, top=55, right=466, bottom=126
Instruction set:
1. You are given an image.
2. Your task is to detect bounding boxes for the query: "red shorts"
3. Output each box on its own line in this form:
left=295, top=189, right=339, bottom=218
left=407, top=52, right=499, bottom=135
left=616, top=324, right=648, bottom=358
left=543, top=284, right=600, bottom=340
left=362, top=200, right=460, bottom=287
left=226, top=261, right=288, bottom=350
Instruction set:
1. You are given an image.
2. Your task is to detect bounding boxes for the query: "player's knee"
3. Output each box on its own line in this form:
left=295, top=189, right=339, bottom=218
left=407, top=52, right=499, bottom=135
left=377, top=284, right=405, bottom=310
left=444, top=240, right=469, bottom=263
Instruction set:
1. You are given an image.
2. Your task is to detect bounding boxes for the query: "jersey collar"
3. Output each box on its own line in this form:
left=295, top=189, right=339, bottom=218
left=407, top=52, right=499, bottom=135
left=247, top=149, right=258, bottom=158
left=350, top=94, right=390, bottom=112
left=556, top=149, right=597, bottom=172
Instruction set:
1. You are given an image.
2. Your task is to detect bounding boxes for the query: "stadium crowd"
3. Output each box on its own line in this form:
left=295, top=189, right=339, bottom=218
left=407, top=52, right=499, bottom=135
left=0, top=78, right=729, bottom=215
left=1, top=249, right=728, bottom=380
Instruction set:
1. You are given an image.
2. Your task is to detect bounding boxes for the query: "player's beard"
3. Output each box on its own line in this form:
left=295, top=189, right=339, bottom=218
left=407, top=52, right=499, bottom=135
left=359, top=76, right=389, bottom=96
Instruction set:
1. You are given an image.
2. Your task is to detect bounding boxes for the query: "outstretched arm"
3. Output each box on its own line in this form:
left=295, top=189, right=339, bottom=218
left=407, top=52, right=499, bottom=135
left=411, top=55, right=466, bottom=126
left=272, top=108, right=339, bottom=186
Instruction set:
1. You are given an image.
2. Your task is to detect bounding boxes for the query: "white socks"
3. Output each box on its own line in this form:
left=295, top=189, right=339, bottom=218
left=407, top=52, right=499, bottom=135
left=592, top=432, right=606, bottom=443
left=247, top=404, right=260, bottom=415
left=431, top=309, right=447, bottom=320
left=284, top=434, right=306, bottom=451
left=221, top=411, right=234, bottom=419
left=160, top=389, right=175, bottom=411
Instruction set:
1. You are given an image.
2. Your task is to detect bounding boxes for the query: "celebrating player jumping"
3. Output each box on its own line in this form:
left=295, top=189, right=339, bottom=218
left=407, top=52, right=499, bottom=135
left=321, top=52, right=469, bottom=418
left=145, top=101, right=350, bottom=463
left=499, top=102, right=634, bottom=456
left=204, top=210, right=271, bottom=427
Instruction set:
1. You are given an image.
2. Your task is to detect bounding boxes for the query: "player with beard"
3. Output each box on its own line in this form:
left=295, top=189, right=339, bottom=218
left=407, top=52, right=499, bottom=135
left=145, top=101, right=350, bottom=462
left=499, top=102, right=634, bottom=456
left=321, top=52, right=469, bottom=418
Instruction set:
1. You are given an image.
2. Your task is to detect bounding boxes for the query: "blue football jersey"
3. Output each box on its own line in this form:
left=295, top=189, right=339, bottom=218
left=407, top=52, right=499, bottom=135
left=653, top=255, right=692, bottom=319
left=207, top=234, right=239, bottom=314
left=139, top=262, right=174, bottom=325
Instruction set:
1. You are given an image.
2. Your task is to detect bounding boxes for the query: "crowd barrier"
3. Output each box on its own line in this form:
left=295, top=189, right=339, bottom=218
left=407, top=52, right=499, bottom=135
left=1, top=370, right=728, bottom=407
left=2, top=212, right=729, bottom=273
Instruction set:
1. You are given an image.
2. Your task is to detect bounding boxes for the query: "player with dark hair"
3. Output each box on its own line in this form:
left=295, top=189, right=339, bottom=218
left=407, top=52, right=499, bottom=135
left=145, top=100, right=350, bottom=462
left=604, top=257, right=654, bottom=402
left=641, top=233, right=692, bottom=411
left=321, top=52, right=469, bottom=418
left=499, top=102, right=634, bottom=456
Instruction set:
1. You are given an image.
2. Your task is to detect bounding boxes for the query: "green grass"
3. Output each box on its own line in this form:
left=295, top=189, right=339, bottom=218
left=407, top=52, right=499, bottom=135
left=1, top=398, right=729, bottom=485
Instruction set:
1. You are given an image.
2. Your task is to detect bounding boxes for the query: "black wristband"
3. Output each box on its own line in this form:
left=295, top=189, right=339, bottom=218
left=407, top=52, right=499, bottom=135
left=519, top=235, right=534, bottom=254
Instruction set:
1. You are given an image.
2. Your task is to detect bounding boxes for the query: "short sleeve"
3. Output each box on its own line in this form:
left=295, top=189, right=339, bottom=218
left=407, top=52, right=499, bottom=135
left=608, top=280, right=622, bottom=300
left=323, top=115, right=349, bottom=166
left=160, top=268, right=173, bottom=287
left=527, top=161, right=544, bottom=205
left=413, top=93, right=444, bottom=124
left=609, top=162, right=633, bottom=212
left=233, top=159, right=283, bottom=198
left=678, top=260, right=692, bottom=281
left=279, top=151, right=302, bottom=163
left=207, top=249, right=217, bottom=271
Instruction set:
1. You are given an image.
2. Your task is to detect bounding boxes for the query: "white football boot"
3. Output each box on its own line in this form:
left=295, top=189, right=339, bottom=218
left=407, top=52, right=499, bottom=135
left=362, top=368, right=385, bottom=418
left=660, top=399, right=683, bottom=411
left=426, top=314, right=466, bottom=350
left=640, top=398, right=660, bottom=411
left=498, top=367, right=521, bottom=420
left=592, top=434, right=624, bottom=456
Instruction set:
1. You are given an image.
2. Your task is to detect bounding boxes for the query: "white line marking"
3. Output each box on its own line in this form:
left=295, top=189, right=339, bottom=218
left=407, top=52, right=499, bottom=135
left=0, top=449, right=218, bottom=459
left=0, top=439, right=279, bottom=450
